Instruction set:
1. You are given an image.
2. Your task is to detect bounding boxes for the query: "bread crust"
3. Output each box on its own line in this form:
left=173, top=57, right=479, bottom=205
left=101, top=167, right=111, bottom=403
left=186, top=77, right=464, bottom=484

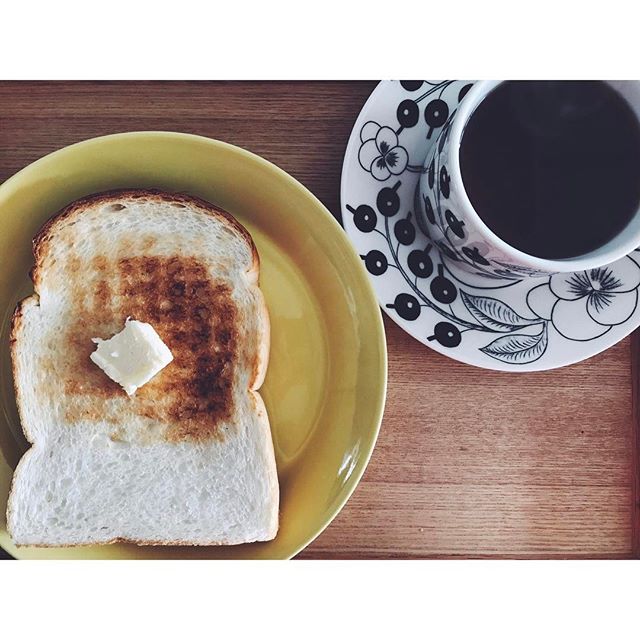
left=32, top=189, right=260, bottom=289
left=7, top=189, right=278, bottom=547
left=10, top=299, right=31, bottom=444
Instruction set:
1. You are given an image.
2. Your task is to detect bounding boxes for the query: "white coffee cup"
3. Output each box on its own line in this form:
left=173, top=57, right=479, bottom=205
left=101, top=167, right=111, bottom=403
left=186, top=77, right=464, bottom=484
left=415, top=80, right=640, bottom=278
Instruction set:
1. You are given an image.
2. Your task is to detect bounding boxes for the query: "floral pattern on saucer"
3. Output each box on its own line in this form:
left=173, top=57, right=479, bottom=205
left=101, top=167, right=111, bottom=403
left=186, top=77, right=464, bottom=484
left=527, top=259, right=640, bottom=341
left=358, top=123, right=409, bottom=180
left=340, top=80, right=640, bottom=371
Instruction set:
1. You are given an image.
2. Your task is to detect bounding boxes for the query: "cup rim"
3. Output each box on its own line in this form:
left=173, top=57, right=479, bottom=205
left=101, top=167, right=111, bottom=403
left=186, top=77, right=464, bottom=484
left=448, top=80, right=640, bottom=273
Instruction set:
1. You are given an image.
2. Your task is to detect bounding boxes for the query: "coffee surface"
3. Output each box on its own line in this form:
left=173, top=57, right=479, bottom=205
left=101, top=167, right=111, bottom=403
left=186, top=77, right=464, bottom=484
left=459, top=81, right=640, bottom=259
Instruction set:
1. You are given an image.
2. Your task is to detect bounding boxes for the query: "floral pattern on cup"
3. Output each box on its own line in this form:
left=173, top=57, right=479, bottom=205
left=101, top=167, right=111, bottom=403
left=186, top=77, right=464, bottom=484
left=358, top=122, right=409, bottom=181
left=416, top=93, right=562, bottom=279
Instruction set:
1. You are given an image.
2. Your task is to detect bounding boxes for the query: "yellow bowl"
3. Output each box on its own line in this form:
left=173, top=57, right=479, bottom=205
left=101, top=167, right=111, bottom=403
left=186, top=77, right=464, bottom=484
left=0, top=132, right=387, bottom=559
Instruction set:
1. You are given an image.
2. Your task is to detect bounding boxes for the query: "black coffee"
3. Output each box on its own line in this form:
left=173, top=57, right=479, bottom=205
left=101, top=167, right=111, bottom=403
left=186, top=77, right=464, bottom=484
left=459, top=81, right=640, bottom=259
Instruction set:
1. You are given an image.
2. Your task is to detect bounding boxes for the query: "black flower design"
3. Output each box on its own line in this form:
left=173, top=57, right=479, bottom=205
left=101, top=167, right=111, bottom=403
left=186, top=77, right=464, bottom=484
left=527, top=257, right=640, bottom=340
left=358, top=121, right=409, bottom=181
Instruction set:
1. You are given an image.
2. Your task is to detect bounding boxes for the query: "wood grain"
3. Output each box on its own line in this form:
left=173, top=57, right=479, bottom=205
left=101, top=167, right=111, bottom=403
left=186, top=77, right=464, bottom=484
left=303, top=319, right=635, bottom=558
left=632, top=333, right=640, bottom=558
left=0, top=81, right=636, bottom=559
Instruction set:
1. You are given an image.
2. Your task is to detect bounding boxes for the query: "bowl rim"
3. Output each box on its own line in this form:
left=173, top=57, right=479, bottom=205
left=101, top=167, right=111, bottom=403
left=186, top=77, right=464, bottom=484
left=0, top=131, right=388, bottom=559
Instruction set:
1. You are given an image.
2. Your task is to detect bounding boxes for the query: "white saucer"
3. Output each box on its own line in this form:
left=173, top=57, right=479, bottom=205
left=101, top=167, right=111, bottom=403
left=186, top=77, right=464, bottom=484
left=341, top=80, right=640, bottom=371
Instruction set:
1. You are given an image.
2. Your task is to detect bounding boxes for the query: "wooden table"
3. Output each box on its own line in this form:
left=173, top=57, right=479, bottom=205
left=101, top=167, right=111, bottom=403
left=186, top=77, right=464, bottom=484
left=1, top=81, right=638, bottom=559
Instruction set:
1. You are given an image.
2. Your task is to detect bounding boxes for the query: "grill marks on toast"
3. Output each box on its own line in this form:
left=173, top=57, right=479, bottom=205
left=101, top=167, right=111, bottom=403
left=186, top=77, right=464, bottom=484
left=118, top=255, right=238, bottom=442
left=61, top=252, right=239, bottom=443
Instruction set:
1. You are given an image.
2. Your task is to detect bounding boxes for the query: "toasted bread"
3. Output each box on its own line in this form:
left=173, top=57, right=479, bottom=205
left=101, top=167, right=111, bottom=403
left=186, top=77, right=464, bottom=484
left=7, top=189, right=278, bottom=546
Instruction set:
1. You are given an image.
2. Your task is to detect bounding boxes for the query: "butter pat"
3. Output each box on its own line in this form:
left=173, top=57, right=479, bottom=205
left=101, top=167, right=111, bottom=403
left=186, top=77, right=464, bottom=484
left=90, top=319, right=174, bottom=395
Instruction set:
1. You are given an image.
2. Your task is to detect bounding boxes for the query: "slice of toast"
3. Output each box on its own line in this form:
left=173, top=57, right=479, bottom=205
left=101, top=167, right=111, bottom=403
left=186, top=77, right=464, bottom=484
left=7, top=189, right=278, bottom=546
